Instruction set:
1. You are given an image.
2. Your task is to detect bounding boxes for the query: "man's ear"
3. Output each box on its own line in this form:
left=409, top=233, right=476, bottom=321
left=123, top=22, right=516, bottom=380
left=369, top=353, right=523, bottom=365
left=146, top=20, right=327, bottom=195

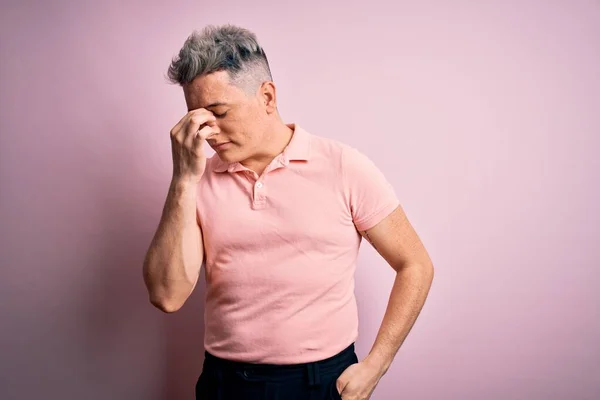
left=260, top=81, right=277, bottom=113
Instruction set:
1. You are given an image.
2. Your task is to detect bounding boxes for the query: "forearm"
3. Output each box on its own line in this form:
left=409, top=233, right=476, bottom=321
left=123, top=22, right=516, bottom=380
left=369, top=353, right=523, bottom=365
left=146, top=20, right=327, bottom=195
left=364, top=261, right=434, bottom=374
left=143, top=178, right=204, bottom=312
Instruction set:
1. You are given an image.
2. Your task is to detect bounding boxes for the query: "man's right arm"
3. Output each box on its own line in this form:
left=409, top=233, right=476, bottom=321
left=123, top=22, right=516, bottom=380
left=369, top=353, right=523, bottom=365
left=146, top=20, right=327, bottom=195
left=142, top=178, right=203, bottom=313
left=142, top=108, right=219, bottom=312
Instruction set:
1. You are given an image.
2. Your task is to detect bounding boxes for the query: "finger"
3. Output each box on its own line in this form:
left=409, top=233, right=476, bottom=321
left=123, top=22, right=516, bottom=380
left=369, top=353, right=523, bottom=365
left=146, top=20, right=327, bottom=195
left=170, top=112, right=191, bottom=138
left=198, top=124, right=220, bottom=141
left=170, top=117, right=189, bottom=141
left=185, top=116, right=219, bottom=146
left=173, top=110, right=214, bottom=143
left=181, top=118, right=213, bottom=146
left=185, top=111, right=215, bottom=138
left=336, top=378, right=350, bottom=396
left=189, top=125, right=218, bottom=149
left=171, top=108, right=204, bottom=140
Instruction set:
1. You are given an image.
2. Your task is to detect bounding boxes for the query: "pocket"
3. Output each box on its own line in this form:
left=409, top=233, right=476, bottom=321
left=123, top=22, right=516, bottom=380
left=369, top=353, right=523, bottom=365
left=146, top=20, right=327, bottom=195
left=329, top=379, right=342, bottom=400
left=328, top=356, right=359, bottom=399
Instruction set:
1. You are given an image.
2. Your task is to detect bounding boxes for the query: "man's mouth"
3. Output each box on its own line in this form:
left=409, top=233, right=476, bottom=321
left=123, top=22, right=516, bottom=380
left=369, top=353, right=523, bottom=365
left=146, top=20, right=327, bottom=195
left=210, top=141, right=231, bottom=149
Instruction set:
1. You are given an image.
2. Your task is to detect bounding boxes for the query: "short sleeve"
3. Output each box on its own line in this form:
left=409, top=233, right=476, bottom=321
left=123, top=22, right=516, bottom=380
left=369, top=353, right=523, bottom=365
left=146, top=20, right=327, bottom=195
left=341, top=145, right=400, bottom=231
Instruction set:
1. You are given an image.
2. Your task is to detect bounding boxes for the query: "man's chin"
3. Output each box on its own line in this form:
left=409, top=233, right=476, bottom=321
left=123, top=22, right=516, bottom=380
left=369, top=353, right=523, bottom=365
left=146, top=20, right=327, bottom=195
left=215, top=149, right=239, bottom=163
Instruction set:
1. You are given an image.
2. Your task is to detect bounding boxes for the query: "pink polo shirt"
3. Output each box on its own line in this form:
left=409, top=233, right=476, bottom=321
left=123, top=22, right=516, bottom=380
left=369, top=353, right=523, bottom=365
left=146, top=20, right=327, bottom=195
left=196, top=123, right=399, bottom=364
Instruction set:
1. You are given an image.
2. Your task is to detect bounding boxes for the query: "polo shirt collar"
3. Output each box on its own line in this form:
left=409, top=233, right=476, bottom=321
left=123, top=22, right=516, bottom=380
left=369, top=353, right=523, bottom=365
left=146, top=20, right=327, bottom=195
left=212, top=123, right=311, bottom=173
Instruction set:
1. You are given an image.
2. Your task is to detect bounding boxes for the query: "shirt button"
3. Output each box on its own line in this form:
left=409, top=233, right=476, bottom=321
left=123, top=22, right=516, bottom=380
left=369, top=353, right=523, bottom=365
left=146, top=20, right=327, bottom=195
left=256, top=182, right=264, bottom=189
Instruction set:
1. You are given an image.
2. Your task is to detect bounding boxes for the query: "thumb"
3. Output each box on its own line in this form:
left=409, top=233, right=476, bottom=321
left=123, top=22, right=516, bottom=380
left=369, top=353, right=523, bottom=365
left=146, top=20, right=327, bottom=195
left=336, top=370, right=352, bottom=395
left=194, top=125, right=219, bottom=145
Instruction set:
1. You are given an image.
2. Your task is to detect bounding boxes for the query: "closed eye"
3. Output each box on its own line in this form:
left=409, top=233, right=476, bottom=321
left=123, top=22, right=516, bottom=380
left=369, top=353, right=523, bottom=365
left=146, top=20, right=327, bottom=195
left=214, top=111, right=228, bottom=118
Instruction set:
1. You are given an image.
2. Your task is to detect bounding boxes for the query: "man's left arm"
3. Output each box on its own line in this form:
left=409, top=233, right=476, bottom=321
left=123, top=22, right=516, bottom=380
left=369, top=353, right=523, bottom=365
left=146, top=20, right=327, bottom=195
left=336, top=205, right=434, bottom=399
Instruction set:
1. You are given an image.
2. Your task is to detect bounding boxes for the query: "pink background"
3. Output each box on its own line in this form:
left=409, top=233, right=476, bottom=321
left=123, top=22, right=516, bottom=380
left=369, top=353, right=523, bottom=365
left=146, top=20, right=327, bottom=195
left=1, top=1, right=599, bottom=399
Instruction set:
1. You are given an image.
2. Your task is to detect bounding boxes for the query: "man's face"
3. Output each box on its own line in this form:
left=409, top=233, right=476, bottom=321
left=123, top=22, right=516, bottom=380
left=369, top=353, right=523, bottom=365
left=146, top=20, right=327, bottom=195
left=183, top=70, right=269, bottom=163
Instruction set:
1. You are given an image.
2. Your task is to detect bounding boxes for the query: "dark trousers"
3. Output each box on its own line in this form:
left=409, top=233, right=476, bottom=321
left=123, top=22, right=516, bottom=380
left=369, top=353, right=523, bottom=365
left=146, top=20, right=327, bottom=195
left=195, top=343, right=359, bottom=400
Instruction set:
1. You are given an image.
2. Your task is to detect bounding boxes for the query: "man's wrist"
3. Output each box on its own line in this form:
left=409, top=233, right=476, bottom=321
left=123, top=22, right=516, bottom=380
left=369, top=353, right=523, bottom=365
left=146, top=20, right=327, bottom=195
left=171, top=174, right=201, bottom=190
left=363, top=350, right=393, bottom=376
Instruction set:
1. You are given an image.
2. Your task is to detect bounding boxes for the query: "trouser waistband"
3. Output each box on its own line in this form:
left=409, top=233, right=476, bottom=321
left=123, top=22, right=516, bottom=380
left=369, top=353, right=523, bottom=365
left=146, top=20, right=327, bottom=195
left=203, top=343, right=356, bottom=385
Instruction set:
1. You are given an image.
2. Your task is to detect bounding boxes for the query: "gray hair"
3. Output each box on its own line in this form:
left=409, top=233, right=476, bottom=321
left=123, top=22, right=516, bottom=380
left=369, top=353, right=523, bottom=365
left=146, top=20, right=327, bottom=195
left=167, top=24, right=273, bottom=95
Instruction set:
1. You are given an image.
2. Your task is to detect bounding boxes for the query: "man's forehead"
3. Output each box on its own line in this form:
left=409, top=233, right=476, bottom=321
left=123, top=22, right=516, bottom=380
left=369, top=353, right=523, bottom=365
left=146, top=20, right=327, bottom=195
left=185, top=75, right=240, bottom=106
left=185, top=99, right=229, bottom=112
left=189, top=71, right=230, bottom=90
left=184, top=87, right=232, bottom=110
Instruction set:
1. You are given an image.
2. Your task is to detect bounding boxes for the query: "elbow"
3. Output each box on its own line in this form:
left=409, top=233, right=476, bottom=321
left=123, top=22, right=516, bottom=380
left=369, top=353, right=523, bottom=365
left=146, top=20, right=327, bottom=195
left=422, top=259, right=435, bottom=282
left=149, top=295, right=185, bottom=313
left=144, top=276, right=190, bottom=313
left=142, top=260, right=197, bottom=313
left=397, top=259, right=435, bottom=283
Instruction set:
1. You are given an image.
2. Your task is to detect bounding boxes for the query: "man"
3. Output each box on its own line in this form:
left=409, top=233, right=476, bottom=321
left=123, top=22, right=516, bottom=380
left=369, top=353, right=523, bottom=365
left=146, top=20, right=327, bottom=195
left=143, top=24, right=434, bottom=400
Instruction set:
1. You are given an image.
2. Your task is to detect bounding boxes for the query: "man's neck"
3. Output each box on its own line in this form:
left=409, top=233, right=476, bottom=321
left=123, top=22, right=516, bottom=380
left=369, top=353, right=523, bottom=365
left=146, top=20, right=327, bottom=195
left=241, top=122, right=294, bottom=175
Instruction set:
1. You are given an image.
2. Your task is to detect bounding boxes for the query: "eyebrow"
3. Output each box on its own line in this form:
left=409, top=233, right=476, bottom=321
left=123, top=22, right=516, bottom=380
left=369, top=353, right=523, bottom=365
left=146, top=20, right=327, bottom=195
left=188, top=102, right=229, bottom=112
left=206, top=102, right=229, bottom=108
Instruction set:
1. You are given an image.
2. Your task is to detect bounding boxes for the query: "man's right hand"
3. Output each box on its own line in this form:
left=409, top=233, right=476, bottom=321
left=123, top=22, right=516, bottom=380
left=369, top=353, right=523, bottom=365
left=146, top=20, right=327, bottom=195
left=170, top=108, right=221, bottom=183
